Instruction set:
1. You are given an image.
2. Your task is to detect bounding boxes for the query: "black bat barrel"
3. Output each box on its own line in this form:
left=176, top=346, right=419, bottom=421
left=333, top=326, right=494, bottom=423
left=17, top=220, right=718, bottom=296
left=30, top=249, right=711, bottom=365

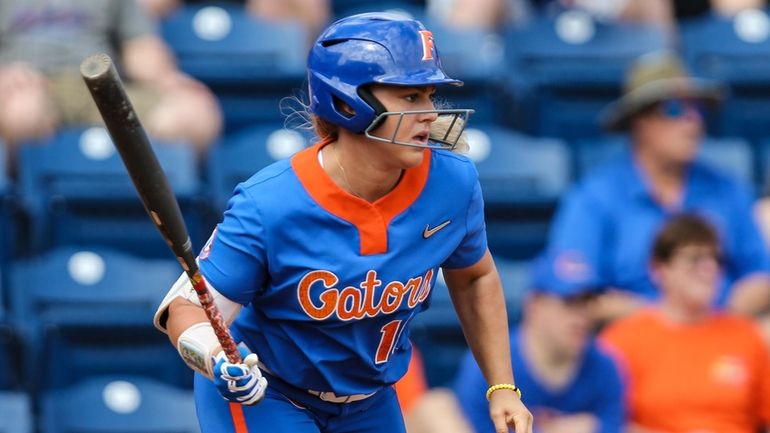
left=80, top=53, right=196, bottom=273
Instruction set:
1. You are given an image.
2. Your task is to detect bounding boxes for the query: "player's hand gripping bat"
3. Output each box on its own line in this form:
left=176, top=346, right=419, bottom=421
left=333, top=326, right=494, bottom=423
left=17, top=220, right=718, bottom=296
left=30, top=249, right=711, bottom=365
left=80, top=53, right=241, bottom=364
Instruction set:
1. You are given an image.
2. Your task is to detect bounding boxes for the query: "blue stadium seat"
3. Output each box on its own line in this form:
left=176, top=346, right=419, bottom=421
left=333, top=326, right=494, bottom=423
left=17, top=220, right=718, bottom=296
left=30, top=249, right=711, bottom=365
left=467, top=126, right=571, bottom=207
left=161, top=3, right=306, bottom=130
left=161, top=3, right=305, bottom=83
left=503, top=11, right=667, bottom=139
left=464, top=125, right=571, bottom=259
left=40, top=376, right=199, bottom=433
left=8, top=247, right=189, bottom=391
left=576, top=135, right=756, bottom=187
left=680, top=9, right=770, bottom=141
left=411, top=258, right=529, bottom=386
left=17, top=127, right=205, bottom=258
left=0, top=392, right=31, bottom=433
left=207, top=124, right=311, bottom=212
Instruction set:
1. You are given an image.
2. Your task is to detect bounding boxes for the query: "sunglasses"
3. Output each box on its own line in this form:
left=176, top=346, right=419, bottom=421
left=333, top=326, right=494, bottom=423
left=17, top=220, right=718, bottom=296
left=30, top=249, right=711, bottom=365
left=658, top=98, right=706, bottom=120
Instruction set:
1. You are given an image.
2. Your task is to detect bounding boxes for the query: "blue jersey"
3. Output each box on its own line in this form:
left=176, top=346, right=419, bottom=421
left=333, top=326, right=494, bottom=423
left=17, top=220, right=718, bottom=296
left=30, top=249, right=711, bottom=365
left=548, top=149, right=770, bottom=304
left=454, top=328, right=625, bottom=433
left=199, top=142, right=487, bottom=396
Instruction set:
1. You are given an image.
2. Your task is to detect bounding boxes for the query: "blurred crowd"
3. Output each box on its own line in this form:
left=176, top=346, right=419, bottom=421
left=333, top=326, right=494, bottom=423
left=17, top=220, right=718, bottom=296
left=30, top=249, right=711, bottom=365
left=4, top=1, right=770, bottom=433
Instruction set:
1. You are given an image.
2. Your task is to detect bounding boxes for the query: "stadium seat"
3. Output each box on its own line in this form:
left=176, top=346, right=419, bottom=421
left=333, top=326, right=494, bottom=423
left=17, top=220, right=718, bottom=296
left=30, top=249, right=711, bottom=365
left=206, top=124, right=311, bottom=212
left=0, top=392, right=31, bottom=433
left=40, top=375, right=199, bottom=433
left=7, top=247, right=189, bottom=391
left=17, top=127, right=206, bottom=258
left=680, top=9, right=770, bottom=141
left=464, top=125, right=571, bottom=259
left=411, top=259, right=529, bottom=386
left=161, top=3, right=307, bottom=130
left=576, top=135, right=756, bottom=187
left=503, top=11, right=667, bottom=139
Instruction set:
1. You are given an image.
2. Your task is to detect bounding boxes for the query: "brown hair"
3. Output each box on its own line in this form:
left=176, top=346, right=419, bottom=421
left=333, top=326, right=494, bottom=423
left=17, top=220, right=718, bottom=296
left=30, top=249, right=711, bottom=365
left=651, top=213, right=720, bottom=263
left=312, top=115, right=339, bottom=142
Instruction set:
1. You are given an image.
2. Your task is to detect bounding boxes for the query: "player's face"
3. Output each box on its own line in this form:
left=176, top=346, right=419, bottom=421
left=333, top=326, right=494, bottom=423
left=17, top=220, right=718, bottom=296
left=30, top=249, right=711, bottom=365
left=654, top=244, right=721, bottom=314
left=633, top=97, right=704, bottom=165
left=366, top=84, right=438, bottom=167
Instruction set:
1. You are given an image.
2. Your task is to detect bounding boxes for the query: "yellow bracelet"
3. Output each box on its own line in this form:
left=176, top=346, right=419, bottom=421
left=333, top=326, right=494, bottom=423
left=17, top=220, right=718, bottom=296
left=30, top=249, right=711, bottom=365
left=486, top=383, right=522, bottom=401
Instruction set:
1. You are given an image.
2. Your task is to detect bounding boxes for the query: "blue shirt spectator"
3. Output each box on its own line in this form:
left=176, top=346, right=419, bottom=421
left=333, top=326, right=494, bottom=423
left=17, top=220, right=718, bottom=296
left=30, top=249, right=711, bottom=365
left=454, top=252, right=625, bottom=433
left=547, top=51, right=770, bottom=323
left=550, top=147, right=770, bottom=306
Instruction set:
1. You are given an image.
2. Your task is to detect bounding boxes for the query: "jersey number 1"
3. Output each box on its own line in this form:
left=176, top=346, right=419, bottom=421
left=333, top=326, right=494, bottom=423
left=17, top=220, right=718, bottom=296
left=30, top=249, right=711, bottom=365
left=375, top=320, right=403, bottom=364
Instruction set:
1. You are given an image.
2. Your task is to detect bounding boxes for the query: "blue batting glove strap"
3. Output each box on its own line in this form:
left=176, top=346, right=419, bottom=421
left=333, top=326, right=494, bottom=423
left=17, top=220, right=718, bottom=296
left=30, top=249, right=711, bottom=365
left=212, top=346, right=268, bottom=405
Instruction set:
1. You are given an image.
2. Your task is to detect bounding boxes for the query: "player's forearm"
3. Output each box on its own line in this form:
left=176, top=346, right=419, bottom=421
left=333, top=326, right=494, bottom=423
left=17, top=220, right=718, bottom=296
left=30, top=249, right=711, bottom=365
left=167, top=297, right=216, bottom=347
left=444, top=252, right=515, bottom=386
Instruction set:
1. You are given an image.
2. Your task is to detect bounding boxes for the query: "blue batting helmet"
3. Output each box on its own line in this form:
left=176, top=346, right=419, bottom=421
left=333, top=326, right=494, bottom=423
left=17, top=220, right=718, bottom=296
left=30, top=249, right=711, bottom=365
left=307, top=13, right=463, bottom=134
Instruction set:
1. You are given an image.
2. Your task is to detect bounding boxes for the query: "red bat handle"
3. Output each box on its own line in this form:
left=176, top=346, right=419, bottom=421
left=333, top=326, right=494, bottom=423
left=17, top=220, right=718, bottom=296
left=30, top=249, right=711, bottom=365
left=189, top=270, right=241, bottom=361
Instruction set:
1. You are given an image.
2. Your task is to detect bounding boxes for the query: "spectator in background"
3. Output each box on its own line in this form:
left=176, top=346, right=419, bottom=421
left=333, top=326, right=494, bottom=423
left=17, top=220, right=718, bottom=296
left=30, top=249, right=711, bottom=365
left=543, top=0, right=673, bottom=31
left=455, top=251, right=624, bottom=433
left=0, top=0, right=222, bottom=163
left=601, top=213, right=770, bottom=433
left=546, top=51, right=770, bottom=329
left=428, top=0, right=532, bottom=31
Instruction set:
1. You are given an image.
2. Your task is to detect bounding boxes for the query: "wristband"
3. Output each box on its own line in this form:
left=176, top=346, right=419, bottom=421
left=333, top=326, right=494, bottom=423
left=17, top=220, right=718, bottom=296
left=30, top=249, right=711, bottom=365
left=177, top=322, right=220, bottom=379
left=486, top=383, right=522, bottom=401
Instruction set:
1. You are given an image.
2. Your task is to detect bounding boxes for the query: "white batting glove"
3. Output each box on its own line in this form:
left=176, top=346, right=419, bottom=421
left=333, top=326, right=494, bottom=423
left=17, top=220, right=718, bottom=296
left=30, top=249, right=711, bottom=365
left=212, top=346, right=268, bottom=405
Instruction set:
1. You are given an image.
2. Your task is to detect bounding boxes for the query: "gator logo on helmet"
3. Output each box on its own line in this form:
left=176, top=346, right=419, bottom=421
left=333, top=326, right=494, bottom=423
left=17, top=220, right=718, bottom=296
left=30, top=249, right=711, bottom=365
left=419, top=30, right=435, bottom=61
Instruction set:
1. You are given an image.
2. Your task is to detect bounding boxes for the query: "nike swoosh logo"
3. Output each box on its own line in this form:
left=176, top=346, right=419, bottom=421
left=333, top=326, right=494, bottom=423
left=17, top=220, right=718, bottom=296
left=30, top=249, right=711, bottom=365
left=423, top=220, right=451, bottom=239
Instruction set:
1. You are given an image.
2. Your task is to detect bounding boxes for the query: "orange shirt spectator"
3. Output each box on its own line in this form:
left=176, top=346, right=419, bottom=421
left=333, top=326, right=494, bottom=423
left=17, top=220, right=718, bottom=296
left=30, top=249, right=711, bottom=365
left=600, top=213, right=770, bottom=433
left=602, top=309, right=770, bottom=433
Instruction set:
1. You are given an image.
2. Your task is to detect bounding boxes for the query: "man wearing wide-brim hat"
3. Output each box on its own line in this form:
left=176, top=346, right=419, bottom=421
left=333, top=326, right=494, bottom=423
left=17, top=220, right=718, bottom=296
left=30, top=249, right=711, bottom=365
left=599, top=50, right=723, bottom=132
left=545, top=50, right=770, bottom=329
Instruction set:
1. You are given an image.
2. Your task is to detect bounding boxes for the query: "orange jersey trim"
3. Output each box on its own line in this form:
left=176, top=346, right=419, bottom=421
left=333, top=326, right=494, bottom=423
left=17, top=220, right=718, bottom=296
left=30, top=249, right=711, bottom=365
left=229, top=403, right=248, bottom=433
left=291, top=141, right=431, bottom=255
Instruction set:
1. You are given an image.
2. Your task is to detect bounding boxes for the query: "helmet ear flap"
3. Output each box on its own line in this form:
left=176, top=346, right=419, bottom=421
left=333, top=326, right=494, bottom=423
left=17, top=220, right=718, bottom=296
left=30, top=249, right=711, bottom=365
left=358, top=86, right=387, bottom=132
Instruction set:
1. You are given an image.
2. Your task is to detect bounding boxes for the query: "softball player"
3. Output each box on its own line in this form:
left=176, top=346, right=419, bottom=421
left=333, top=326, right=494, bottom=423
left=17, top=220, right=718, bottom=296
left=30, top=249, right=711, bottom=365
left=154, top=12, right=533, bottom=433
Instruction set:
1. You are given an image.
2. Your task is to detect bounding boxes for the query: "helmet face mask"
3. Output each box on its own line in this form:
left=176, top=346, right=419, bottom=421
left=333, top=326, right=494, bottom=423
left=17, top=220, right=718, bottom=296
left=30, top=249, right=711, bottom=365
left=364, top=109, right=474, bottom=150
left=307, top=12, right=472, bottom=141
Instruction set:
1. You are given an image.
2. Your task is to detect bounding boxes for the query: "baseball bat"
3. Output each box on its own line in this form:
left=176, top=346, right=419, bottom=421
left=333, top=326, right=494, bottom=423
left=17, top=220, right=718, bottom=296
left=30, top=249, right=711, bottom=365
left=80, top=53, right=241, bottom=364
